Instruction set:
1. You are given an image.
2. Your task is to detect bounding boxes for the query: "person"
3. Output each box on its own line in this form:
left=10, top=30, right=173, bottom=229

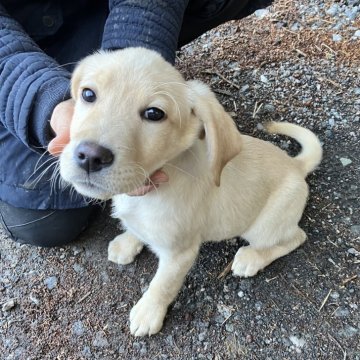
left=0, top=0, right=273, bottom=247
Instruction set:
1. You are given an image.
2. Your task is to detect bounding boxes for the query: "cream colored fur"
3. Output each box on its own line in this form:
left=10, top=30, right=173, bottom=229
left=60, top=48, right=322, bottom=337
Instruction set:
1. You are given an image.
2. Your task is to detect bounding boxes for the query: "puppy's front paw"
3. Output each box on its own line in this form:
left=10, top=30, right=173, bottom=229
left=130, top=294, right=167, bottom=337
left=232, top=246, right=266, bottom=278
left=108, top=233, right=143, bottom=265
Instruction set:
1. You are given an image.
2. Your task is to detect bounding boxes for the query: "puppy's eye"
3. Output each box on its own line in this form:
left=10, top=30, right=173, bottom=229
left=142, top=107, right=166, bottom=121
left=82, top=88, right=96, bottom=103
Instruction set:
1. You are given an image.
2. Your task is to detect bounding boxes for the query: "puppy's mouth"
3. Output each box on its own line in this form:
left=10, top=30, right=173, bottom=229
left=71, top=168, right=168, bottom=198
left=73, top=180, right=111, bottom=199
left=127, top=169, right=168, bottom=196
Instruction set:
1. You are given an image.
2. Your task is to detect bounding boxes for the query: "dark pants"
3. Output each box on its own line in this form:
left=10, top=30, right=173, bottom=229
left=0, top=0, right=271, bottom=247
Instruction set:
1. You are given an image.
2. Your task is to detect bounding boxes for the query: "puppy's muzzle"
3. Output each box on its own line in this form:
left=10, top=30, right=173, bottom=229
left=75, top=141, right=114, bottom=173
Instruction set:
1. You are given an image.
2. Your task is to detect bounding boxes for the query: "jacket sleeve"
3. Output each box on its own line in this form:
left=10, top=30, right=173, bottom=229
left=102, top=0, right=189, bottom=64
left=0, top=5, right=71, bottom=151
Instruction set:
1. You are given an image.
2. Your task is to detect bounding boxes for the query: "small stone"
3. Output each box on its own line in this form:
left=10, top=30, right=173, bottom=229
left=237, top=291, right=245, bottom=298
left=325, top=130, right=333, bottom=138
left=330, top=291, right=340, bottom=299
left=165, top=335, right=174, bottom=346
left=353, top=30, right=360, bottom=38
left=332, top=34, right=343, bottom=42
left=73, top=247, right=83, bottom=255
left=241, top=84, right=250, bottom=92
left=289, top=335, right=306, bottom=348
left=260, top=75, right=269, bottom=83
left=246, top=334, right=253, bottom=343
left=326, top=4, right=339, bottom=17
left=263, top=104, right=275, bottom=113
left=73, top=321, right=85, bottom=336
left=217, top=304, right=233, bottom=319
left=225, top=323, right=234, bottom=332
left=72, top=264, right=85, bottom=274
left=345, top=7, right=359, bottom=21
left=140, top=343, right=147, bottom=355
left=82, top=346, right=92, bottom=358
left=339, top=325, right=358, bottom=338
left=347, top=246, right=360, bottom=255
left=339, top=157, right=352, bottom=166
left=29, top=293, right=40, bottom=306
left=254, top=9, right=270, bottom=19
left=198, top=331, right=207, bottom=342
left=290, top=22, right=300, bottom=31
left=44, top=276, right=58, bottom=290
left=92, top=331, right=109, bottom=348
left=2, top=299, right=15, bottom=312
left=334, top=307, right=350, bottom=318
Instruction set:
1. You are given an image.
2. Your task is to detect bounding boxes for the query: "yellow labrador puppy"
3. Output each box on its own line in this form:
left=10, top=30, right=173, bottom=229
left=60, top=48, right=322, bottom=337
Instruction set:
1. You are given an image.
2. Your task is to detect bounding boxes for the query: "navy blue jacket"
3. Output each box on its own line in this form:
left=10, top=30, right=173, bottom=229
left=0, top=0, right=188, bottom=209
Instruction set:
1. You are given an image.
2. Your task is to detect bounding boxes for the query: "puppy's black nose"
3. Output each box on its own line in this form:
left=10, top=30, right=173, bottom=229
left=75, top=141, right=114, bottom=173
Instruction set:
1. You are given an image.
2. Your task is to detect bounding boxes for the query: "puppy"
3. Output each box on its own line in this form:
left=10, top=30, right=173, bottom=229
left=60, top=48, right=322, bottom=337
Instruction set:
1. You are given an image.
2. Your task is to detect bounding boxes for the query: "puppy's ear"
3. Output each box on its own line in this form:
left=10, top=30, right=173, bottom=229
left=188, top=80, right=242, bottom=186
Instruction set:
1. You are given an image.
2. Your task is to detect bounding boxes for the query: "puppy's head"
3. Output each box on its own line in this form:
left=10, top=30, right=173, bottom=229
left=60, top=48, right=241, bottom=199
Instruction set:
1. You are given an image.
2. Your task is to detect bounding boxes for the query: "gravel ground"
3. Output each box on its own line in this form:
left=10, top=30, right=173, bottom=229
left=1, top=1, right=359, bottom=359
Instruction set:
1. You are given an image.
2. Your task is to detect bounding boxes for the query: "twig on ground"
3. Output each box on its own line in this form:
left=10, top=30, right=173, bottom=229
left=77, top=291, right=92, bottom=304
left=317, top=75, right=342, bottom=89
left=213, top=88, right=234, bottom=96
left=342, top=274, right=358, bottom=285
left=294, top=48, right=307, bottom=57
left=329, top=334, right=347, bottom=360
left=252, top=102, right=263, bottom=118
left=321, top=43, right=337, bottom=55
left=319, top=289, right=332, bottom=311
left=203, top=70, right=240, bottom=89
left=288, top=281, right=317, bottom=308
left=221, top=312, right=234, bottom=326
left=217, top=260, right=233, bottom=279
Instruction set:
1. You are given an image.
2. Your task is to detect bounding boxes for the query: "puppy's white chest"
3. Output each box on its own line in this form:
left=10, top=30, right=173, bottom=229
left=112, top=193, right=191, bottom=249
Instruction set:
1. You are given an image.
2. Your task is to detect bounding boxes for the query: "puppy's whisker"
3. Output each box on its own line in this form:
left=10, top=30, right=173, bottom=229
left=32, top=150, right=53, bottom=174
left=26, top=160, right=58, bottom=188
left=166, top=163, right=197, bottom=180
left=32, top=162, right=58, bottom=184
left=54, top=61, right=78, bottom=70
left=187, top=148, right=202, bottom=165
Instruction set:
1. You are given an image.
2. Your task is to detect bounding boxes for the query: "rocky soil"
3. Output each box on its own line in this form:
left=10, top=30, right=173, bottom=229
left=1, top=0, right=359, bottom=359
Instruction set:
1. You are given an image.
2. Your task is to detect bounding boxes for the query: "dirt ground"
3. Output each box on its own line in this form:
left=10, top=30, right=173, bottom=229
left=1, top=1, right=359, bottom=359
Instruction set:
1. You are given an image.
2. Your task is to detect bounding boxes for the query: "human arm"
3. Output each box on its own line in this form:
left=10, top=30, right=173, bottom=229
left=0, top=4, right=71, bottom=151
left=102, top=0, right=189, bottom=64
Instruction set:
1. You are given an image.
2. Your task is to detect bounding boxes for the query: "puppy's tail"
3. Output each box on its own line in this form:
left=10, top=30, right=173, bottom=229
left=265, top=121, right=323, bottom=175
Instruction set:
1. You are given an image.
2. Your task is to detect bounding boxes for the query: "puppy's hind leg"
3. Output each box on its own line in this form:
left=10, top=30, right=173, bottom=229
left=108, top=231, right=144, bottom=265
left=232, top=227, right=306, bottom=278
left=232, top=177, right=308, bottom=278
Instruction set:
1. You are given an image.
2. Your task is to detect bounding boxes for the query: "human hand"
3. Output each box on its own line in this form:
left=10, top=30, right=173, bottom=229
left=48, top=99, right=74, bottom=156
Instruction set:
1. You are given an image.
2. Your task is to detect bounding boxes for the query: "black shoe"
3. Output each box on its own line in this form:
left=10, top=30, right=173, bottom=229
left=0, top=200, right=99, bottom=247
